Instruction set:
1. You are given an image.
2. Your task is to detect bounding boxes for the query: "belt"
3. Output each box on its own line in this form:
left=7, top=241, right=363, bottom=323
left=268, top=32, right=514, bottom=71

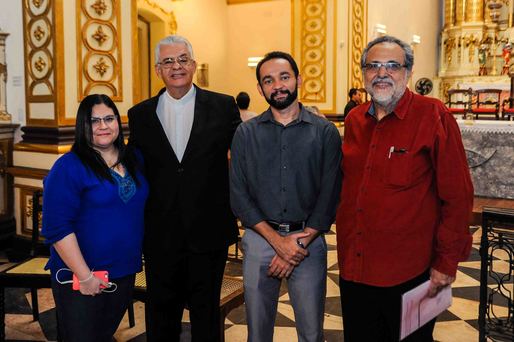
left=267, top=220, right=305, bottom=233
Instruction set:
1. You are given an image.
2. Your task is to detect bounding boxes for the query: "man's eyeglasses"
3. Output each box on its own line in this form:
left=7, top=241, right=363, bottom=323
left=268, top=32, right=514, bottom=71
left=91, top=115, right=117, bottom=126
left=363, top=62, right=407, bottom=73
left=157, top=55, right=193, bottom=69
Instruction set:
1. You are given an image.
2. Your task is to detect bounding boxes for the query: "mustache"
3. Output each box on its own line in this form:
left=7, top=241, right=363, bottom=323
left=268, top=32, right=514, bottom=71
left=371, top=76, right=394, bottom=87
left=271, top=89, right=291, bottom=99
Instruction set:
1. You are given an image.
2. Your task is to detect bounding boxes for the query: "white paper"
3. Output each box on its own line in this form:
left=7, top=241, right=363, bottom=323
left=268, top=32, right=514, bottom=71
left=400, top=280, right=452, bottom=340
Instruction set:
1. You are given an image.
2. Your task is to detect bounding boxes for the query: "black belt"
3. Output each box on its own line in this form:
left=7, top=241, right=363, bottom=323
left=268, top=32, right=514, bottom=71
left=267, top=220, right=305, bottom=233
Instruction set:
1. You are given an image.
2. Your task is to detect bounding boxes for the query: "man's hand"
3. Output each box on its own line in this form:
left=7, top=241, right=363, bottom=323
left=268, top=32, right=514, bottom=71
left=273, top=231, right=310, bottom=265
left=267, top=255, right=295, bottom=279
left=427, top=268, right=455, bottom=298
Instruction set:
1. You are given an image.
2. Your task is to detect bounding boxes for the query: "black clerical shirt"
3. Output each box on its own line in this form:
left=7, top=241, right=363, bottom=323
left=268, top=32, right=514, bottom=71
left=229, top=105, right=342, bottom=232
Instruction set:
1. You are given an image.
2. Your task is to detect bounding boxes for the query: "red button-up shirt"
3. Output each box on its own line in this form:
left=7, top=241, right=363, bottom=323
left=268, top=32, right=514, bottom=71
left=336, top=89, right=473, bottom=286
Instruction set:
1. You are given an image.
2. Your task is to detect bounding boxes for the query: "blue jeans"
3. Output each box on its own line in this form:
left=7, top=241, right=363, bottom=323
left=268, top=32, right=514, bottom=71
left=242, top=228, right=327, bottom=342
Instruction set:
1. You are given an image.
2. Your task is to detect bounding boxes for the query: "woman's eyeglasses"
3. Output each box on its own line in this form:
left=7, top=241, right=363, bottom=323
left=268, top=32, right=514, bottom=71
left=91, top=115, right=117, bottom=126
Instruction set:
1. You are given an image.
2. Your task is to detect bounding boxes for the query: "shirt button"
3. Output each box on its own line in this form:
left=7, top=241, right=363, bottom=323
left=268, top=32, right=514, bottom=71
left=282, top=145, right=286, bottom=150
left=371, top=144, right=376, bottom=148
left=281, top=187, right=286, bottom=192
left=282, top=165, right=287, bottom=169
left=357, top=231, right=362, bottom=235
left=357, top=208, right=363, bottom=212
left=357, top=252, right=361, bottom=257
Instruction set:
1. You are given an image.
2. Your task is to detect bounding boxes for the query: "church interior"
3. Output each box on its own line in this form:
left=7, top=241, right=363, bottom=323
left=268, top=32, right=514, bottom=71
left=0, top=0, right=513, bottom=340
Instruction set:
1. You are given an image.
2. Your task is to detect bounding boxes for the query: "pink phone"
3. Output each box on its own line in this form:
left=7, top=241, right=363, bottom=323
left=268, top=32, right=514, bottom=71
left=72, top=271, right=109, bottom=290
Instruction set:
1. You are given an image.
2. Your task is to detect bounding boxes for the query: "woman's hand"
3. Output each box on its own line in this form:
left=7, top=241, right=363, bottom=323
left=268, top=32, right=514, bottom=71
left=78, top=273, right=109, bottom=296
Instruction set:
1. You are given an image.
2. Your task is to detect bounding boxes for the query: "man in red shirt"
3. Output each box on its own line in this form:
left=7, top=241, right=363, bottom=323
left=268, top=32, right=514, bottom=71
left=336, top=35, right=473, bottom=341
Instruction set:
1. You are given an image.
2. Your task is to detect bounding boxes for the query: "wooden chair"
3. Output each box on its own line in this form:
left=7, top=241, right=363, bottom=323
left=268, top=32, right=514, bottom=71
left=446, top=88, right=473, bottom=118
left=501, top=97, right=514, bottom=120
left=0, top=191, right=50, bottom=341
left=132, top=266, right=244, bottom=342
left=471, top=89, right=502, bottom=120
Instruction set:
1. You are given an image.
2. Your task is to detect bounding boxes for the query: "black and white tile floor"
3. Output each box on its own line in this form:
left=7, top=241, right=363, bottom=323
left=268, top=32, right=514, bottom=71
left=1, top=226, right=510, bottom=341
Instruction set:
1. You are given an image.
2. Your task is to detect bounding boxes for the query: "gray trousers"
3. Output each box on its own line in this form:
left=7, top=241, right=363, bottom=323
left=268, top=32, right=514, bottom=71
left=242, top=228, right=327, bottom=342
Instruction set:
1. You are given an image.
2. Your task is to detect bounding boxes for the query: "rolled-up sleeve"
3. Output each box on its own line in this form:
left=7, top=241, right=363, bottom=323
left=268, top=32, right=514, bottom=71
left=229, top=125, right=266, bottom=228
left=431, top=108, right=474, bottom=277
left=42, top=155, right=83, bottom=245
left=305, top=124, right=342, bottom=231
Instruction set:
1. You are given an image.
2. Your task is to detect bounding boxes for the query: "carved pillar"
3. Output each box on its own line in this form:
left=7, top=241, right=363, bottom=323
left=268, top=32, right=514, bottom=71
left=445, top=0, right=456, bottom=28
left=465, top=0, right=484, bottom=23
left=455, top=0, right=466, bottom=25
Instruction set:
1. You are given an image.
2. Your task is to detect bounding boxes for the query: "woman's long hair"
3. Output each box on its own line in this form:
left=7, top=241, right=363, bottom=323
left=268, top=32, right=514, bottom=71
left=71, top=94, right=140, bottom=185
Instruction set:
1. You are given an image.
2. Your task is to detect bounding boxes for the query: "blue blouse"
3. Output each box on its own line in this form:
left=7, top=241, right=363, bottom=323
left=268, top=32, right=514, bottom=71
left=41, top=152, right=149, bottom=280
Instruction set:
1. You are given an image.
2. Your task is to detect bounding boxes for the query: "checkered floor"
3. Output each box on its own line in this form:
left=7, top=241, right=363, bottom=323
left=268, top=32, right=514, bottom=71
left=1, top=225, right=510, bottom=341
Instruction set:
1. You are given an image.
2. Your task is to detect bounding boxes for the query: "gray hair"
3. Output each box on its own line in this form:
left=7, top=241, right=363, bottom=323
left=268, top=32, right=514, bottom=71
left=360, top=35, right=414, bottom=72
left=154, top=35, right=195, bottom=64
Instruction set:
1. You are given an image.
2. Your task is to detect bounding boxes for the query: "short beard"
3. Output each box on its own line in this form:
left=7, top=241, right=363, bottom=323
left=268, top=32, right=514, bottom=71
left=366, top=75, right=407, bottom=113
left=264, top=88, right=298, bottom=110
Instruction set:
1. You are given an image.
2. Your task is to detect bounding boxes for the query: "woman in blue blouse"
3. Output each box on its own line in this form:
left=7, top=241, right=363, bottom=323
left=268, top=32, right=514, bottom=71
left=42, top=94, right=148, bottom=341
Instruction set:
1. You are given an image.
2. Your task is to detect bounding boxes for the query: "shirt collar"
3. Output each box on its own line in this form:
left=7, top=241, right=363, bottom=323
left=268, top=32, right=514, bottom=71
left=164, top=84, right=196, bottom=104
left=366, top=88, right=412, bottom=120
left=258, top=103, right=313, bottom=125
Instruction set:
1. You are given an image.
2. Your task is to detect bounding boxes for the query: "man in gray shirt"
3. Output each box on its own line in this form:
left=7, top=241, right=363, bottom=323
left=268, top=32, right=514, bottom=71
left=230, top=51, right=342, bottom=342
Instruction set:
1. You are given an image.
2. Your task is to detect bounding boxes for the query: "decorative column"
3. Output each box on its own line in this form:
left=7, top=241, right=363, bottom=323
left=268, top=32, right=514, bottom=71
left=0, top=28, right=11, bottom=122
left=465, top=0, right=484, bottom=23
left=455, top=0, right=467, bottom=25
left=292, top=0, right=339, bottom=113
left=445, top=0, right=456, bottom=28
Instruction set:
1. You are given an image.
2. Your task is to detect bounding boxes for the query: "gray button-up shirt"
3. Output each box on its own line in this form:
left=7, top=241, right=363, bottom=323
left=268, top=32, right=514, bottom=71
left=230, top=105, right=342, bottom=232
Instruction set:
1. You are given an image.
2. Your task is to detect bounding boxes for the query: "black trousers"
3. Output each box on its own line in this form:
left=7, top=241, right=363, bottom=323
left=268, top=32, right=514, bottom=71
left=51, top=273, right=135, bottom=342
left=339, top=271, right=436, bottom=342
left=145, top=248, right=228, bottom=342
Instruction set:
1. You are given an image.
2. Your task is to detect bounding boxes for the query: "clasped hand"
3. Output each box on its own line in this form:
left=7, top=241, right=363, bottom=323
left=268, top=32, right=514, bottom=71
left=268, top=231, right=310, bottom=279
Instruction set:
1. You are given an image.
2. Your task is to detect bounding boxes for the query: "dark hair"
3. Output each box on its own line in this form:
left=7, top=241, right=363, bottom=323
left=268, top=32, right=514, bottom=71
left=236, top=92, right=250, bottom=109
left=360, top=35, right=414, bottom=72
left=256, top=51, right=299, bottom=84
left=72, top=94, right=140, bottom=185
left=348, top=88, right=359, bottom=98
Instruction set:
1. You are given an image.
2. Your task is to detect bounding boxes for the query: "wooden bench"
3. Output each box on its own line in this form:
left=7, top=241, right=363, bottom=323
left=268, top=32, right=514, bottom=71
left=133, top=267, right=244, bottom=342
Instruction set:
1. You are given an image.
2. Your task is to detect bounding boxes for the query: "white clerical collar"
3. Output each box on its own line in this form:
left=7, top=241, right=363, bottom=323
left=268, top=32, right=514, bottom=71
left=164, top=85, right=196, bottom=104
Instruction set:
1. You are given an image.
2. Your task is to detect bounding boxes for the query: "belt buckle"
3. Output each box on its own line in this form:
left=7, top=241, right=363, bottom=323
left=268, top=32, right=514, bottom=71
left=278, top=223, right=290, bottom=233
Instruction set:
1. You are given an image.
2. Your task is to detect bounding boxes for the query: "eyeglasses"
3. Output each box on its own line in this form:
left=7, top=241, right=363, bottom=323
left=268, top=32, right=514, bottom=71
left=91, top=115, right=117, bottom=126
left=363, top=62, right=407, bottom=73
left=157, top=55, right=193, bottom=69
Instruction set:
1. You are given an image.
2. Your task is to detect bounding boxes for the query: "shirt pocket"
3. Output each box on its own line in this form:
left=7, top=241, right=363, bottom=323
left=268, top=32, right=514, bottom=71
left=384, top=151, right=412, bottom=187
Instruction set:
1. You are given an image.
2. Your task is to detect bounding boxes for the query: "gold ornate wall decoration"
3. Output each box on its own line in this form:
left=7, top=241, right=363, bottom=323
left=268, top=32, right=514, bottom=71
left=93, top=56, right=109, bottom=76
left=23, top=0, right=65, bottom=127
left=33, top=25, right=45, bottom=41
left=300, top=0, right=327, bottom=102
left=32, top=0, right=44, bottom=9
left=77, top=0, right=122, bottom=100
left=139, top=0, right=178, bottom=34
left=34, top=56, right=46, bottom=72
left=92, top=25, right=109, bottom=46
left=444, top=36, right=456, bottom=64
left=91, top=0, right=108, bottom=15
left=464, top=34, right=479, bottom=63
left=348, top=0, right=367, bottom=90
